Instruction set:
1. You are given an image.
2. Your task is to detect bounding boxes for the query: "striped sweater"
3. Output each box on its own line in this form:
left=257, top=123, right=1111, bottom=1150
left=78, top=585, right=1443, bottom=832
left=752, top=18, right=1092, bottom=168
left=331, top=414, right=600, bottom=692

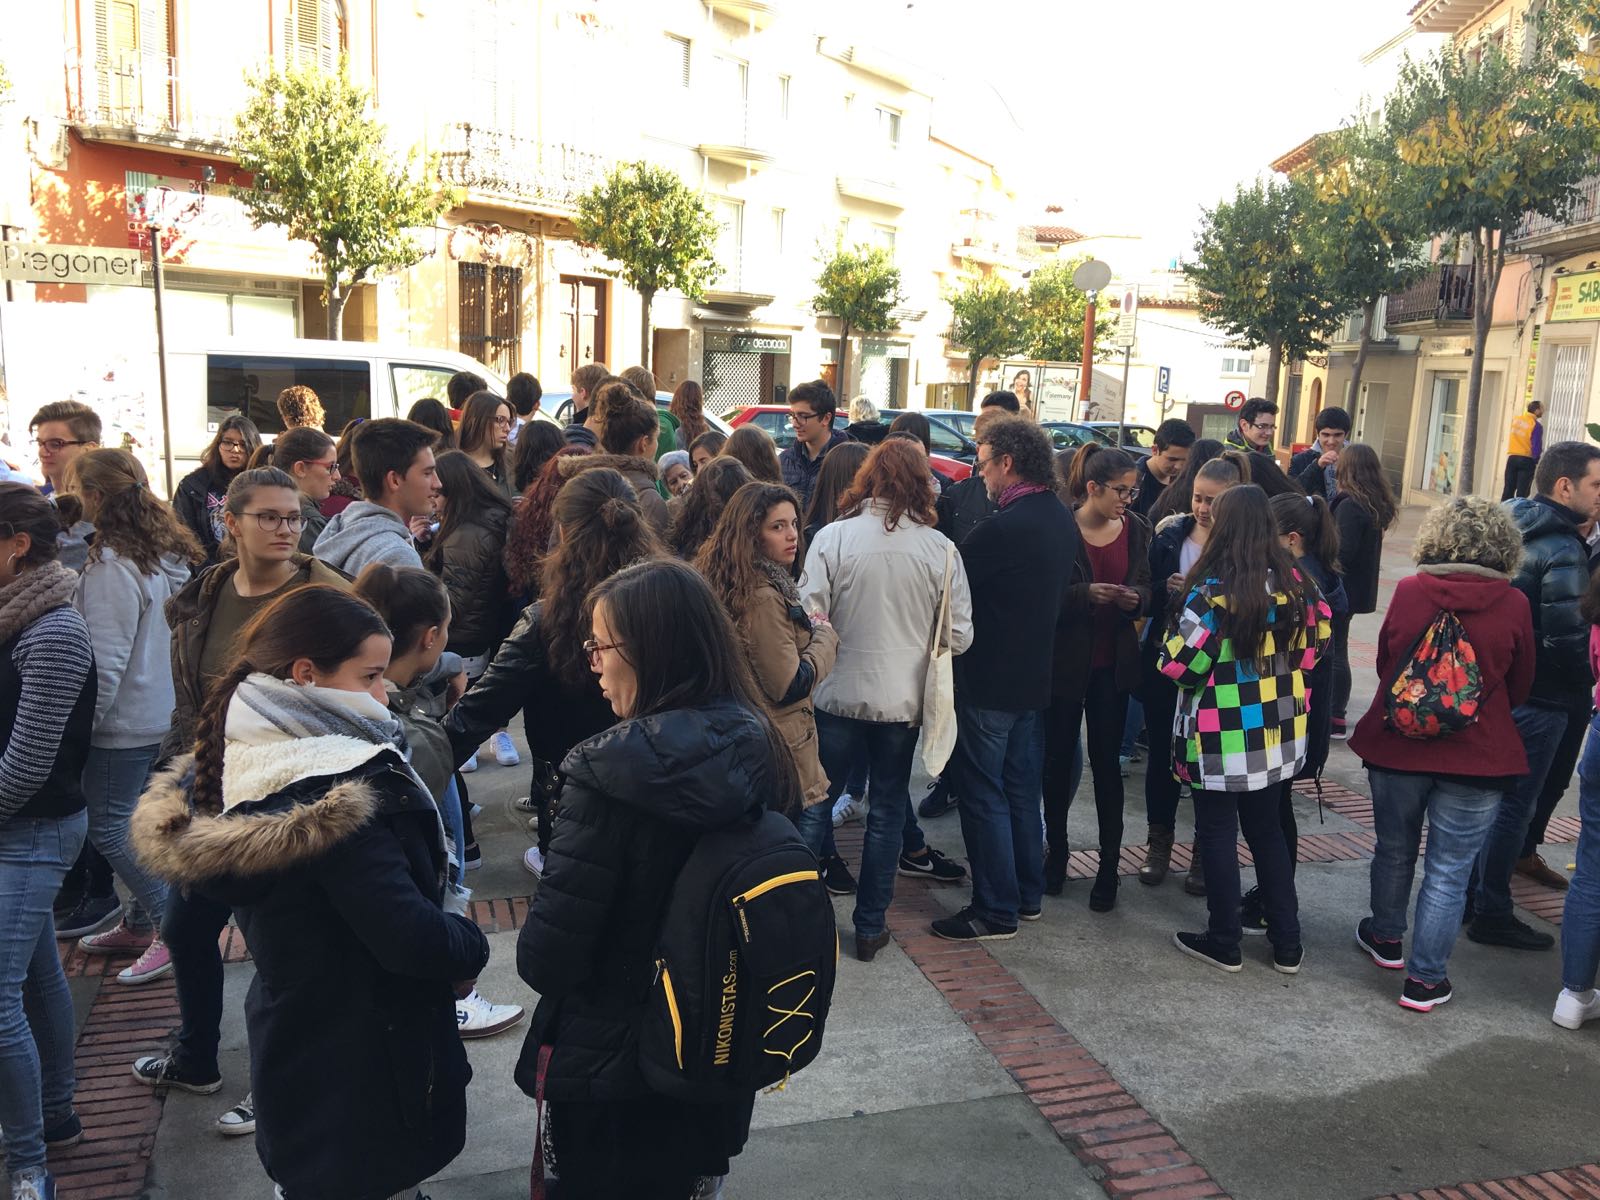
left=0, top=605, right=95, bottom=823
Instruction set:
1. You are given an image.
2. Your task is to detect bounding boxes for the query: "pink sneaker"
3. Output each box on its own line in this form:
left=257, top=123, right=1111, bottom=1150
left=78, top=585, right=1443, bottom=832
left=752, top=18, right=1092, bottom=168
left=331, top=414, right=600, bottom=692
left=79, top=921, right=155, bottom=956
left=116, top=938, right=173, bottom=985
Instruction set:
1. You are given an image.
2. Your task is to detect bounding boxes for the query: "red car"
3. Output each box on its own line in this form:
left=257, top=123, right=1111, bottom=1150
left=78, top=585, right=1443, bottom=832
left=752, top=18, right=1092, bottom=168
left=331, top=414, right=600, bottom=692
left=723, top=405, right=971, bottom=484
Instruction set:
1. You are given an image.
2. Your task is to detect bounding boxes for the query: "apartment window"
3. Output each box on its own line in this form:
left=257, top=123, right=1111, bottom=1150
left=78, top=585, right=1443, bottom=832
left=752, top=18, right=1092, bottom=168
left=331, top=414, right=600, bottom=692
left=771, top=208, right=785, bottom=257
left=714, top=198, right=744, bottom=288
left=91, top=0, right=170, bottom=116
left=666, top=33, right=691, bottom=88
left=876, top=106, right=902, bottom=150
left=458, top=262, right=522, bottom=377
left=1220, top=354, right=1252, bottom=376
left=777, top=74, right=790, bottom=119
left=283, top=0, right=344, bottom=71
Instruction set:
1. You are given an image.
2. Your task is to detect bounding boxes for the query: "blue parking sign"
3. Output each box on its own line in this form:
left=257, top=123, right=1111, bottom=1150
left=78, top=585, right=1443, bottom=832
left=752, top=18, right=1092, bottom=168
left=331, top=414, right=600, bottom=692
left=1157, top=366, right=1171, bottom=394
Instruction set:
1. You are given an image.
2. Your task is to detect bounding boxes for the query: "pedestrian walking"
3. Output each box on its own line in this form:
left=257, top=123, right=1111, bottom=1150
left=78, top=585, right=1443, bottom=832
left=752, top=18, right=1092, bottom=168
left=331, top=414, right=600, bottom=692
left=779, top=380, right=848, bottom=510
left=314, top=419, right=438, bottom=574
left=936, top=418, right=1077, bottom=940
left=175, top=416, right=260, bottom=565
left=1502, top=400, right=1544, bottom=501
left=671, top=457, right=752, bottom=561
left=1329, top=443, right=1398, bottom=738
left=800, top=439, right=974, bottom=961
left=517, top=558, right=798, bottom=1199
left=1470, top=441, right=1600, bottom=951
left=1045, top=445, right=1150, bottom=908
left=1160, top=484, right=1329, bottom=974
left=132, top=585, right=491, bottom=1200
left=268, top=426, right=337, bottom=553
left=0, top=484, right=96, bottom=1200
left=1347, top=497, right=1534, bottom=1012
left=723, top=425, right=784, bottom=484
left=65, top=450, right=201, bottom=986
left=457, top=391, right=517, bottom=501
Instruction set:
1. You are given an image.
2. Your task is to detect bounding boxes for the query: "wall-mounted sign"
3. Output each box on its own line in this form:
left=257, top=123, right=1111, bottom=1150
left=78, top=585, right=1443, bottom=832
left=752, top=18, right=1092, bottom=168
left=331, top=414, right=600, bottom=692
left=704, top=331, right=793, bottom=355
left=1, top=242, right=145, bottom=286
left=1546, top=269, right=1600, bottom=322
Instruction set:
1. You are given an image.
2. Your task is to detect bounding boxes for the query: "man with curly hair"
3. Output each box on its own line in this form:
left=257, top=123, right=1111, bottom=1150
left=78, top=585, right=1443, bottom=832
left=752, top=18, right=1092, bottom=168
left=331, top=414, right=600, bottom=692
left=275, top=385, right=324, bottom=431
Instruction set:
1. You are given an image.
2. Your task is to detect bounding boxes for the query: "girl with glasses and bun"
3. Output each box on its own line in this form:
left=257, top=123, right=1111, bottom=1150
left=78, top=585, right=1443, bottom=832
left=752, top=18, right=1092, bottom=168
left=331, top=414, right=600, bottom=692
left=132, top=585, right=491, bottom=1200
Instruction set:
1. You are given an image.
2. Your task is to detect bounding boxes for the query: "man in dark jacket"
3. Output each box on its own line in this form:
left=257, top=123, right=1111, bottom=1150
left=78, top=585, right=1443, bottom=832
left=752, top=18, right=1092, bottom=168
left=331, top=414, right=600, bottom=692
left=1288, top=407, right=1350, bottom=500
left=1472, top=441, right=1600, bottom=951
left=1131, top=418, right=1196, bottom=519
left=934, top=417, right=1080, bottom=941
left=1227, top=397, right=1277, bottom=453
left=778, top=380, right=848, bottom=511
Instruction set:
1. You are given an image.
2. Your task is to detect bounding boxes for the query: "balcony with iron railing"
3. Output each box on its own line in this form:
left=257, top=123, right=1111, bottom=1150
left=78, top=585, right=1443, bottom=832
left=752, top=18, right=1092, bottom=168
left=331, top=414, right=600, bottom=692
left=437, top=123, right=607, bottom=216
left=1510, top=172, right=1600, bottom=256
left=1385, top=263, right=1476, bottom=328
left=65, top=54, right=236, bottom=153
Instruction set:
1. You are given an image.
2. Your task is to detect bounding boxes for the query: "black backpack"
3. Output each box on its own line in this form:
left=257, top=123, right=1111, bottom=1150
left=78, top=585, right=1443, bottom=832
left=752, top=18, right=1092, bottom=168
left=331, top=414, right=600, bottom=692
left=639, top=810, right=838, bottom=1102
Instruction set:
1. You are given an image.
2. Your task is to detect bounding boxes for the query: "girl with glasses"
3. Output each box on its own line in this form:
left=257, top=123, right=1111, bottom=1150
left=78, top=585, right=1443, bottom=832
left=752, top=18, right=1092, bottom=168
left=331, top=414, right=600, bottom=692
left=176, top=415, right=261, bottom=564
left=457, top=391, right=517, bottom=500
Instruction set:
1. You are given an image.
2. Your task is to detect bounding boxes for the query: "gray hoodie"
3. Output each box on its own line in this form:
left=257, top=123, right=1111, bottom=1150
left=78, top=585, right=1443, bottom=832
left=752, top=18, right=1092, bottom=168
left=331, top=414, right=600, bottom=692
left=73, top=546, right=193, bottom=748
left=312, top=501, right=423, bottom=575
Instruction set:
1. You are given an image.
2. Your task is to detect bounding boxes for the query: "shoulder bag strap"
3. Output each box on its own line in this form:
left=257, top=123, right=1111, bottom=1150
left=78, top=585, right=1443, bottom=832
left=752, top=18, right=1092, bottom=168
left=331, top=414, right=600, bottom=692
left=933, top=541, right=954, bottom=655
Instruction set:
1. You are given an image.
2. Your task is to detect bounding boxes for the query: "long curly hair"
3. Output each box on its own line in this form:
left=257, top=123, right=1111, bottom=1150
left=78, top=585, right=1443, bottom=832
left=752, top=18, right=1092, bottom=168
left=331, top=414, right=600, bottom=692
left=670, top=457, right=752, bottom=560
left=694, top=482, right=804, bottom=626
left=66, top=449, right=203, bottom=574
left=1335, top=443, right=1399, bottom=530
left=838, top=438, right=937, bottom=531
left=540, top=468, right=666, bottom=688
left=670, top=380, right=708, bottom=445
left=504, top=446, right=591, bottom=596
left=722, top=426, right=783, bottom=483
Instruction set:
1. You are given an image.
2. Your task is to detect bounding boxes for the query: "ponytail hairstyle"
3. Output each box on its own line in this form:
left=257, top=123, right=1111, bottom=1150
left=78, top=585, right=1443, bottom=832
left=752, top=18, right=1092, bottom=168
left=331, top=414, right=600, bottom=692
left=1186, top=485, right=1314, bottom=669
left=352, top=562, right=450, bottom=657
left=1149, top=438, right=1225, bottom=521
left=1270, top=491, right=1341, bottom=573
left=1063, top=443, right=1138, bottom=505
left=540, top=467, right=666, bottom=687
left=65, top=448, right=203, bottom=572
left=189, top=586, right=391, bottom=815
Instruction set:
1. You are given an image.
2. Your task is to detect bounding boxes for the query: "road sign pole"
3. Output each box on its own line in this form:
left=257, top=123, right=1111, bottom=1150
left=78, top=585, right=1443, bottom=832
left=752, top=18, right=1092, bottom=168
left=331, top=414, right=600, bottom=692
left=1118, top=343, right=1132, bottom=448
left=148, top=225, right=175, bottom=498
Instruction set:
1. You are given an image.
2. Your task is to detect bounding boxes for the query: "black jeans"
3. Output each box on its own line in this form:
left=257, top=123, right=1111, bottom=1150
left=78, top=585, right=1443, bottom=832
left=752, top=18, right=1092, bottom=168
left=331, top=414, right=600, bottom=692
left=1329, top=611, right=1354, bottom=722
left=1523, top=705, right=1589, bottom=857
left=1278, top=780, right=1299, bottom=872
left=161, top=885, right=232, bottom=1077
left=1502, top=454, right=1536, bottom=501
left=1143, top=675, right=1182, bottom=828
left=1193, top=786, right=1300, bottom=953
left=1044, top=670, right=1127, bottom=864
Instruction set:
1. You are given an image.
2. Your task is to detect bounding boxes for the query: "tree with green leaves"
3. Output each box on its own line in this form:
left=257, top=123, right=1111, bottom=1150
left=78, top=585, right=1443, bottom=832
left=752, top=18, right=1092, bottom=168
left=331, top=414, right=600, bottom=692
left=1306, top=123, right=1430, bottom=407
left=1381, top=0, right=1600, bottom=493
left=812, top=241, right=903, bottom=403
left=1023, top=257, right=1116, bottom=363
left=233, top=61, right=446, bottom=340
left=948, top=268, right=1027, bottom=399
left=574, top=161, right=720, bottom=369
left=1185, top=176, right=1342, bottom=410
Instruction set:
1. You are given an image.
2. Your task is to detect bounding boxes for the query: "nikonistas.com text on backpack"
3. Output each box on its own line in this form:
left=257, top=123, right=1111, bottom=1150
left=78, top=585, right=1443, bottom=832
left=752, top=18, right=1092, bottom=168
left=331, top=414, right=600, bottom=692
left=1383, top=608, right=1484, bottom=739
left=640, top=810, right=837, bottom=1102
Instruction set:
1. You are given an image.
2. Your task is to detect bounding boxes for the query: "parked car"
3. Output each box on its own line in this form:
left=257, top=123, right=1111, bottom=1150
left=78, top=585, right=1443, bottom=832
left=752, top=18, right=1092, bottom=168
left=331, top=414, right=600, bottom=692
left=724, top=404, right=969, bottom=483
left=1040, top=422, right=1108, bottom=451
left=549, top=391, right=733, bottom=437
left=1083, top=422, right=1157, bottom=455
left=879, top=409, right=979, bottom=464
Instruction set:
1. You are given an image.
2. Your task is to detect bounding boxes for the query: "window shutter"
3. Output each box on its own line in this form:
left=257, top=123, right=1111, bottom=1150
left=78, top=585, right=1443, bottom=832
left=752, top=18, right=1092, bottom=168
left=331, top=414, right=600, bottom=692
left=139, top=0, right=169, bottom=64
left=318, top=0, right=339, bottom=73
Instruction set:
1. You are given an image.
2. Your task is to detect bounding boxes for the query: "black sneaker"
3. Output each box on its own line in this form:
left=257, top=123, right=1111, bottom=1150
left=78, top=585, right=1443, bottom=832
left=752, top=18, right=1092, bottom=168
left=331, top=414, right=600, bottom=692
left=1330, top=718, right=1350, bottom=740
left=43, top=1111, right=82, bottom=1151
left=931, top=906, right=1017, bottom=942
left=1399, top=976, right=1452, bottom=1012
left=822, top=856, right=857, bottom=896
left=463, top=842, right=483, bottom=872
left=1239, top=886, right=1268, bottom=936
left=1173, top=931, right=1243, bottom=973
left=55, top=895, right=123, bottom=939
left=899, top=847, right=967, bottom=882
left=1272, top=944, right=1304, bottom=975
left=916, top=778, right=957, bottom=819
left=1466, top=913, right=1555, bottom=951
left=1356, top=917, right=1405, bottom=969
left=132, top=1053, right=223, bottom=1095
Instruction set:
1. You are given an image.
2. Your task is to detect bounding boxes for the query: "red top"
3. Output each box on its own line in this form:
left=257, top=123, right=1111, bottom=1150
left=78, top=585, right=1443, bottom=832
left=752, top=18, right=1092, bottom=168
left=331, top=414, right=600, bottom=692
left=1349, top=568, right=1536, bottom=781
left=1084, top=520, right=1131, bottom=671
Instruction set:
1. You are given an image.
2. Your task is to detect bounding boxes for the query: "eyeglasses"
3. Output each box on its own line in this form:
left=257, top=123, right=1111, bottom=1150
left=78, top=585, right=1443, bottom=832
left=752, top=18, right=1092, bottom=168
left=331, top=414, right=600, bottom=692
left=1249, top=423, right=1277, bottom=434
left=307, top=459, right=340, bottom=474
left=582, top=637, right=624, bottom=664
left=1105, top=484, right=1141, bottom=501
left=975, top=454, right=996, bottom=471
left=239, top=511, right=305, bottom=532
left=33, top=439, right=86, bottom=454
left=788, top=410, right=820, bottom=425
left=492, top=416, right=512, bottom=429
left=220, top=439, right=249, bottom=452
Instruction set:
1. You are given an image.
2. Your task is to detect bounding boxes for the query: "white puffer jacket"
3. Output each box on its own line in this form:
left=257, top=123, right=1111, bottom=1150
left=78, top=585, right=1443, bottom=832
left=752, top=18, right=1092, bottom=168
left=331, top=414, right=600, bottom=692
left=800, top=500, right=973, bottom=725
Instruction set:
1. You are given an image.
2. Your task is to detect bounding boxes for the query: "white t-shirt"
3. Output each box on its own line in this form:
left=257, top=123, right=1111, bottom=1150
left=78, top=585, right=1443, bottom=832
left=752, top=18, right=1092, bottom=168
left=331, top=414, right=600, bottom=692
left=1179, top=534, right=1204, bottom=576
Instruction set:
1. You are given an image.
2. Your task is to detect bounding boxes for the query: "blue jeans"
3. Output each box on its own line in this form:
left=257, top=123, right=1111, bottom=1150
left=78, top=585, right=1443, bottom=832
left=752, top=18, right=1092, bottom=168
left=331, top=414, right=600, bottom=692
left=1561, top=715, right=1600, bottom=991
left=1477, top=703, right=1573, bottom=919
left=1368, top=767, right=1501, bottom=985
left=82, top=743, right=166, bottom=930
left=0, top=810, right=88, bottom=1177
left=952, top=703, right=1045, bottom=927
left=815, top=710, right=919, bottom=939
left=439, top=775, right=467, bottom=893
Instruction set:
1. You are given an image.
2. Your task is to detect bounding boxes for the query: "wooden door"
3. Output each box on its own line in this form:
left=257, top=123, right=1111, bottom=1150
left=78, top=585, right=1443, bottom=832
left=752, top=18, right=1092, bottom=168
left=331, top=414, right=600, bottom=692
left=560, top=275, right=607, bottom=376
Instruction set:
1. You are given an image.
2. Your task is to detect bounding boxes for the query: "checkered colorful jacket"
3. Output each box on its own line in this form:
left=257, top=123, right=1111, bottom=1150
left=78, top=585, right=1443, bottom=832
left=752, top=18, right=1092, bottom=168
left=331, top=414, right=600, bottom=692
left=1157, top=571, right=1331, bottom=793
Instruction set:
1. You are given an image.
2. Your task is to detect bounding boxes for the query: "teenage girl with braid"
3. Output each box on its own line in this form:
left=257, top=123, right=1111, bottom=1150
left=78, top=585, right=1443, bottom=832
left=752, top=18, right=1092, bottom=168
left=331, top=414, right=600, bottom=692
left=134, top=585, right=489, bottom=1200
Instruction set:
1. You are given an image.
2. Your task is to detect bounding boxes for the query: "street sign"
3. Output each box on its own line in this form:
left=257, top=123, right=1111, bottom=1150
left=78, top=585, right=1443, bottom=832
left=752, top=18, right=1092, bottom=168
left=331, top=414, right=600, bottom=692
left=1157, top=366, right=1171, bottom=394
left=1, top=242, right=144, bottom=287
left=1224, top=389, right=1246, bottom=410
left=1114, top=285, right=1138, bottom=348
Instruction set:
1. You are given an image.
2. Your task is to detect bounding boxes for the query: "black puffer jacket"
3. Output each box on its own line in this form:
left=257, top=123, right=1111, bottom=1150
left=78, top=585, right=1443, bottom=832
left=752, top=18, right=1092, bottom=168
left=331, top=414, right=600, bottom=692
left=430, top=505, right=516, bottom=658
left=1332, top=493, right=1383, bottom=613
left=1508, top=494, right=1596, bottom=710
left=935, top=474, right=998, bottom=546
left=132, top=750, right=489, bottom=1200
left=514, top=697, right=778, bottom=1103
left=173, top=466, right=229, bottom=564
left=1139, top=514, right=1196, bottom=702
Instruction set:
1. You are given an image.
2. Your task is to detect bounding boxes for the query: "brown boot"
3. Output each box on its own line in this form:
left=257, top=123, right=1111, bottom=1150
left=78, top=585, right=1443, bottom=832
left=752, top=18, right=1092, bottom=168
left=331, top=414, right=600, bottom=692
left=1515, top=853, right=1570, bottom=891
left=1184, top=849, right=1207, bottom=896
left=1139, top=825, right=1174, bottom=886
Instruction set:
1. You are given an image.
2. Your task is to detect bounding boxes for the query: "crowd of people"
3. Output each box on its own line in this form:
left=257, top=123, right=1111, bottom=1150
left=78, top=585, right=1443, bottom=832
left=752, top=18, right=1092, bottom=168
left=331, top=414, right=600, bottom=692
left=1, top=369, right=1598, bottom=1200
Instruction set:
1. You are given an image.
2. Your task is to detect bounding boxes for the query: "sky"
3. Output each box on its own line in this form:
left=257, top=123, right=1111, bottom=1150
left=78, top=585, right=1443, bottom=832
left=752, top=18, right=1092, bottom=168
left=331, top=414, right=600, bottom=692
left=848, top=0, right=1432, bottom=260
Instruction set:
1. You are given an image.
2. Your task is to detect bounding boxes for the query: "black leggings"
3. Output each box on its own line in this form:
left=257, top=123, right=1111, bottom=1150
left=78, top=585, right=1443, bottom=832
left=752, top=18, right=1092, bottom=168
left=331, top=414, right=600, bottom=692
left=1044, top=670, right=1127, bottom=862
left=161, top=885, right=233, bottom=1078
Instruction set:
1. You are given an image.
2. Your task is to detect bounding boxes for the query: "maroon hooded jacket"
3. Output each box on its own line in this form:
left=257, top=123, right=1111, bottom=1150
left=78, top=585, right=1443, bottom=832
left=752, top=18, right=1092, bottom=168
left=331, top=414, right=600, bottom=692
left=1349, top=565, right=1536, bottom=781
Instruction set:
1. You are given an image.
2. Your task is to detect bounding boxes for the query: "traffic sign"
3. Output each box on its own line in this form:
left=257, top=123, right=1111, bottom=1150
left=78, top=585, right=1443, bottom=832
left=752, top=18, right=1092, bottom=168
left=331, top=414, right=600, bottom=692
left=1224, top=389, right=1246, bottom=410
left=1157, top=366, right=1171, bottom=395
left=1114, top=285, right=1139, bottom=348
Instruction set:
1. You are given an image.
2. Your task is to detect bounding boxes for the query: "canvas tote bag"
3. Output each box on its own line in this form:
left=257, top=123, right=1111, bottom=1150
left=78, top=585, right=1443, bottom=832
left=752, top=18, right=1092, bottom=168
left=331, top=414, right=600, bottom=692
left=920, top=541, right=957, bottom=777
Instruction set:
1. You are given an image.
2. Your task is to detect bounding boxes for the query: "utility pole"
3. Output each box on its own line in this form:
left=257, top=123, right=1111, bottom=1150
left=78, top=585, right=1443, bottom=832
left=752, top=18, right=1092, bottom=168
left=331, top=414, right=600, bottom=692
left=1118, top=342, right=1133, bottom=450
left=147, top=224, right=174, bottom=498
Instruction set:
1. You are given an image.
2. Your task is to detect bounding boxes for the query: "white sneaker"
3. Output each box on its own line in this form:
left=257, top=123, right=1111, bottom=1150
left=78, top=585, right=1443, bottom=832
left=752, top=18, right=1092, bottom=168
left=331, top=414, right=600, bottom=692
left=456, top=988, right=526, bottom=1039
left=1553, top=987, right=1600, bottom=1030
left=10, top=1167, right=52, bottom=1200
left=832, top=793, right=867, bottom=827
left=523, top=846, right=545, bottom=877
left=491, top=730, right=521, bottom=767
left=469, top=802, right=483, bottom=817
left=461, top=752, right=478, bottom=774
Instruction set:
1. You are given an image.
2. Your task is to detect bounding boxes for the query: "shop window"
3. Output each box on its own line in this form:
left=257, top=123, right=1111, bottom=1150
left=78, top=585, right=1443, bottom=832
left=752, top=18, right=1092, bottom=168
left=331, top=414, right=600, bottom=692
left=459, top=262, right=522, bottom=377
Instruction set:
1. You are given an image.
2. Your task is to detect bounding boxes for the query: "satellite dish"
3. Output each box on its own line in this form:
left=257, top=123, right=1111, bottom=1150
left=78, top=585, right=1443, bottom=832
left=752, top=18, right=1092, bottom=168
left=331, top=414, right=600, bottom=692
left=1073, top=259, right=1112, bottom=293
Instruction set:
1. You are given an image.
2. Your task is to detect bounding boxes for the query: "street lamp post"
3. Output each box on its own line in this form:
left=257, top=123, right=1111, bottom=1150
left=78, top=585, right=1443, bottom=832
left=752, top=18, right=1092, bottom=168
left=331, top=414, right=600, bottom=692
left=1071, top=259, right=1111, bottom=419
